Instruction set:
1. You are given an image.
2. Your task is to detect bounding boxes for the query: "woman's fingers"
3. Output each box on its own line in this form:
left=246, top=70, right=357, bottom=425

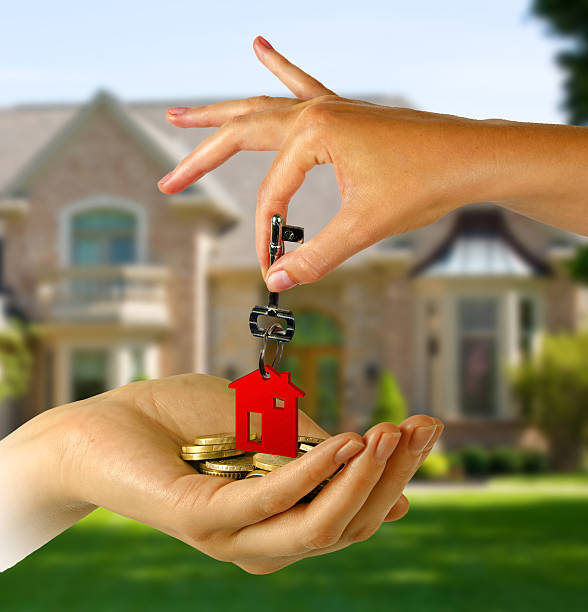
left=158, top=108, right=293, bottom=194
left=209, top=432, right=364, bottom=529
left=342, top=416, right=443, bottom=533
left=255, top=121, right=367, bottom=277
left=253, top=36, right=335, bottom=99
left=166, top=96, right=300, bottom=128
left=298, top=423, right=401, bottom=544
left=166, top=35, right=333, bottom=130
left=254, top=127, right=323, bottom=270
left=229, top=424, right=400, bottom=559
left=383, top=494, right=410, bottom=522
left=232, top=419, right=438, bottom=568
left=263, top=207, right=373, bottom=288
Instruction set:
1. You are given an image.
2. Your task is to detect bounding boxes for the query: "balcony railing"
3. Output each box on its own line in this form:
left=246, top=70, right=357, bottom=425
left=37, top=265, right=170, bottom=327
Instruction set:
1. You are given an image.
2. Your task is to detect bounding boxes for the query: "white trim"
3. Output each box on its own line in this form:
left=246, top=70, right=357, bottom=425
left=193, top=227, right=211, bottom=373
left=58, top=195, right=148, bottom=266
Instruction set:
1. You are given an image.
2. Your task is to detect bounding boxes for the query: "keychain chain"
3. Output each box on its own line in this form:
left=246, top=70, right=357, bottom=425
left=249, top=214, right=304, bottom=378
left=258, top=323, right=285, bottom=378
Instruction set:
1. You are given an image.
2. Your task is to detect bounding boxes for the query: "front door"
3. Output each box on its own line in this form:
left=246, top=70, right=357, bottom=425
left=281, top=311, right=342, bottom=431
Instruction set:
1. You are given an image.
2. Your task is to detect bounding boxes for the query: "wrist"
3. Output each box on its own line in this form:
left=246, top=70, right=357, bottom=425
left=0, top=405, right=95, bottom=569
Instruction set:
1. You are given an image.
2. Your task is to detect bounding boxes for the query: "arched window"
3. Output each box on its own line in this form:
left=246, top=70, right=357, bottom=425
left=71, top=209, right=137, bottom=266
left=282, top=310, right=342, bottom=431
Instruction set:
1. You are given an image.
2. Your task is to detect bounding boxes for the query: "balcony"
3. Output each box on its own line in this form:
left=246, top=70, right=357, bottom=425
left=37, top=265, right=170, bottom=328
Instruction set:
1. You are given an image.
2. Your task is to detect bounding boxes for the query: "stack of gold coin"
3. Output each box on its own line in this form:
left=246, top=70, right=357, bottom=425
left=181, top=433, right=258, bottom=479
left=181, top=434, right=332, bottom=501
left=181, top=432, right=252, bottom=461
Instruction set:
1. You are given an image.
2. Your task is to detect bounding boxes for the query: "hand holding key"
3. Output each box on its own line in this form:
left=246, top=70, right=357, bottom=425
left=159, top=36, right=588, bottom=290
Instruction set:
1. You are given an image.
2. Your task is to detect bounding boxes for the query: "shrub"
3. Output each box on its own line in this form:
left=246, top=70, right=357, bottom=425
left=460, top=446, right=490, bottom=477
left=416, top=452, right=451, bottom=480
left=131, top=373, right=150, bottom=382
left=447, top=451, right=464, bottom=472
left=511, top=333, right=588, bottom=471
left=370, top=371, right=407, bottom=426
left=489, top=446, right=523, bottom=474
left=521, top=449, right=549, bottom=474
left=0, top=321, right=33, bottom=403
left=567, top=243, right=588, bottom=285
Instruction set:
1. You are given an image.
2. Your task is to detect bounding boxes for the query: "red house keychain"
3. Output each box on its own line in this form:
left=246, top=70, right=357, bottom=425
left=229, top=215, right=305, bottom=458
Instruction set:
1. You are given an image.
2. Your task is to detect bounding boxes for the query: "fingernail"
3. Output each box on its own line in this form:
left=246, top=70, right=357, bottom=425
left=409, top=425, right=437, bottom=456
left=159, top=171, right=174, bottom=186
left=257, top=36, right=273, bottom=50
left=375, top=432, right=402, bottom=463
left=267, top=269, right=296, bottom=292
left=168, top=107, right=189, bottom=116
left=335, top=439, right=365, bottom=464
left=423, top=424, right=443, bottom=453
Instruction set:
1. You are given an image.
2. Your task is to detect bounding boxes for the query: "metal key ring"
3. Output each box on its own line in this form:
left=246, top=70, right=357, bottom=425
left=259, top=323, right=285, bottom=378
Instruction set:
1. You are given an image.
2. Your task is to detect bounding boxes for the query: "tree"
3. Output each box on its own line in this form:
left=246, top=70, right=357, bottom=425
left=0, top=322, right=32, bottom=405
left=371, top=371, right=407, bottom=426
left=532, top=1, right=588, bottom=125
left=511, top=333, right=588, bottom=471
left=567, top=243, right=588, bottom=285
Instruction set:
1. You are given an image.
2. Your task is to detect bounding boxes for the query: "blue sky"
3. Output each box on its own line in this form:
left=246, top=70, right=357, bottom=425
left=1, top=0, right=569, bottom=123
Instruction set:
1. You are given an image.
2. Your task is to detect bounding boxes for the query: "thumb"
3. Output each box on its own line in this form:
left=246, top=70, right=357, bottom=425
left=265, top=208, right=370, bottom=291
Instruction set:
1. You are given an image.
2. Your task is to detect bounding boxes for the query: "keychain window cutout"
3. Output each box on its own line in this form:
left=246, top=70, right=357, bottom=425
left=247, top=411, right=263, bottom=445
left=274, top=398, right=285, bottom=409
left=230, top=366, right=304, bottom=458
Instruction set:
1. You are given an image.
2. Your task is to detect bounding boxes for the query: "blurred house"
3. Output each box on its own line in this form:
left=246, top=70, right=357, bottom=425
left=0, top=91, right=586, bottom=446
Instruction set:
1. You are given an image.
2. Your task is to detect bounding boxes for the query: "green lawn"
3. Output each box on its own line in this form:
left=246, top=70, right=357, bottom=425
left=1, top=487, right=587, bottom=612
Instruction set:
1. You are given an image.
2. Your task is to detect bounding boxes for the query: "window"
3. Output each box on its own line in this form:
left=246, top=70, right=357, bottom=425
left=71, top=209, right=136, bottom=266
left=71, top=349, right=108, bottom=401
left=457, top=298, right=498, bottom=418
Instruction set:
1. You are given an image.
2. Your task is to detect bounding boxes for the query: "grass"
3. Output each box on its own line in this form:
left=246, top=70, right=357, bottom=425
left=1, top=487, right=588, bottom=612
left=489, top=472, right=588, bottom=487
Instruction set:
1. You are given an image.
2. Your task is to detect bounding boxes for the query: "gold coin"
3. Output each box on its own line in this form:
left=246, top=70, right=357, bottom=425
left=191, top=432, right=235, bottom=445
left=204, top=454, right=256, bottom=473
left=298, top=436, right=325, bottom=446
left=253, top=452, right=303, bottom=471
left=181, top=449, right=244, bottom=461
left=298, top=443, right=315, bottom=453
left=196, top=466, right=245, bottom=479
left=182, top=442, right=236, bottom=453
left=192, top=432, right=257, bottom=445
left=245, top=469, right=270, bottom=478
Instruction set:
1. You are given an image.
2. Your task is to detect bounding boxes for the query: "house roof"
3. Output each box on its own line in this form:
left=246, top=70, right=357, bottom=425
left=0, top=91, right=240, bottom=227
left=229, top=366, right=305, bottom=396
left=0, top=91, right=583, bottom=271
left=413, top=208, right=552, bottom=278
